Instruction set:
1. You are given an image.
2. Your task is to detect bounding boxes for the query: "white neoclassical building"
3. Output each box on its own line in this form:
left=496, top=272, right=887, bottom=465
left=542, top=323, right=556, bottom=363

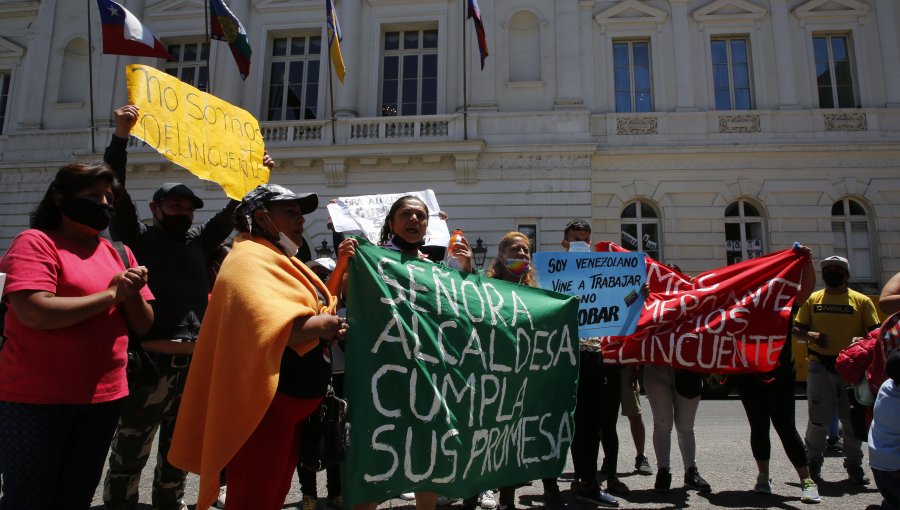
left=0, top=0, right=898, bottom=292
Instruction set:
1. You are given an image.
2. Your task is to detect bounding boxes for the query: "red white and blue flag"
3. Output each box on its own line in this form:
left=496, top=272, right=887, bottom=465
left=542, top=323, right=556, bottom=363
left=209, top=0, right=252, bottom=80
left=466, top=0, right=489, bottom=69
left=96, top=0, right=174, bottom=60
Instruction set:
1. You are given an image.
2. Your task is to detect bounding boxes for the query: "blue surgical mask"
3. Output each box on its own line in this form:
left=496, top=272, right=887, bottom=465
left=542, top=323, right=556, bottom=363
left=568, top=241, right=591, bottom=253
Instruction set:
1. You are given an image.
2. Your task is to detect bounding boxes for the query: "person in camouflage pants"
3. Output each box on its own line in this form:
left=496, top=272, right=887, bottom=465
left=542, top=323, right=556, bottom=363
left=104, top=359, right=190, bottom=510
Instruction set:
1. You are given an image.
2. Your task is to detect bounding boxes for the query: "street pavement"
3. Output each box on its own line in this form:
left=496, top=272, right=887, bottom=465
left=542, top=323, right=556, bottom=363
left=90, top=395, right=885, bottom=509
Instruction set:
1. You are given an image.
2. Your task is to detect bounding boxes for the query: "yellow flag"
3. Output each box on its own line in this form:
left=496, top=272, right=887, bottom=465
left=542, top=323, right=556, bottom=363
left=126, top=64, right=269, bottom=200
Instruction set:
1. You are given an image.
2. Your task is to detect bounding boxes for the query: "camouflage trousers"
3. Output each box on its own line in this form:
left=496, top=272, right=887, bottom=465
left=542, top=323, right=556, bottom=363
left=103, top=355, right=190, bottom=510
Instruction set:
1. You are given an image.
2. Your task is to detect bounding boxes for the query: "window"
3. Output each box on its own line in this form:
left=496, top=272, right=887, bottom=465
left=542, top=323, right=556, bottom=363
left=381, top=28, right=438, bottom=116
left=266, top=35, right=321, bottom=121
left=814, top=34, right=855, bottom=109
left=711, top=37, right=751, bottom=110
left=620, top=200, right=660, bottom=260
left=517, top=224, right=537, bottom=252
left=508, top=11, right=540, bottom=82
left=613, top=40, right=652, bottom=113
left=163, top=42, right=209, bottom=91
left=831, top=198, right=874, bottom=284
left=724, top=200, right=765, bottom=265
left=0, top=71, right=10, bottom=135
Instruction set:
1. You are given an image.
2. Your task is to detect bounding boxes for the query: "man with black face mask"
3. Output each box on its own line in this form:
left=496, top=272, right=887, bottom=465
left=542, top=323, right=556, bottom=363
left=794, top=255, right=880, bottom=486
left=100, top=105, right=274, bottom=510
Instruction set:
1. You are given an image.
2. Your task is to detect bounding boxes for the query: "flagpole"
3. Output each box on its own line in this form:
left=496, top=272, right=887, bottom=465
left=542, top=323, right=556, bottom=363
left=327, top=19, right=336, bottom=145
left=204, top=0, right=212, bottom=92
left=462, top=0, right=468, bottom=141
left=87, top=0, right=96, bottom=153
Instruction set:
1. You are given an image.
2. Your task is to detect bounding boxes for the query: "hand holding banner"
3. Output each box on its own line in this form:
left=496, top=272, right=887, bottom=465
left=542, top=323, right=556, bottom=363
left=126, top=64, right=269, bottom=200
left=327, top=190, right=450, bottom=247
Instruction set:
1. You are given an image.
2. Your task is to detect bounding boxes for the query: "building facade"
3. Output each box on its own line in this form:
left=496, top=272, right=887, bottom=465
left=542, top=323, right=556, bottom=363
left=0, top=0, right=898, bottom=292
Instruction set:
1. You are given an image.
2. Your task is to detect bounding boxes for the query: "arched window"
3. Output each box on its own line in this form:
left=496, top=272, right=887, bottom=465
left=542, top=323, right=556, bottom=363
left=831, top=198, right=874, bottom=284
left=724, top=199, right=766, bottom=265
left=58, top=38, right=89, bottom=104
left=508, top=11, right=540, bottom=82
left=620, top=200, right=660, bottom=261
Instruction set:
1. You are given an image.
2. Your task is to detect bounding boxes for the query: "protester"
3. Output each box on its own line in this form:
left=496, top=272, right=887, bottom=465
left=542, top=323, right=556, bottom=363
left=328, top=195, right=472, bottom=510
left=735, top=245, right=821, bottom=503
left=0, top=161, right=154, bottom=509
left=483, top=230, right=583, bottom=510
left=297, top=257, right=345, bottom=510
left=869, top=348, right=900, bottom=510
left=794, top=255, right=881, bottom=483
left=168, top=184, right=346, bottom=510
left=557, top=220, right=622, bottom=508
left=102, top=105, right=272, bottom=510
left=881, top=272, right=900, bottom=315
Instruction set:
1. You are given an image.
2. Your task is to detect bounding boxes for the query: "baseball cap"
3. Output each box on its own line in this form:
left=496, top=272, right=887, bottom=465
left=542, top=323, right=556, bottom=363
left=239, top=184, right=318, bottom=217
left=152, top=183, right=204, bottom=209
left=308, top=257, right=337, bottom=273
left=820, top=255, right=850, bottom=273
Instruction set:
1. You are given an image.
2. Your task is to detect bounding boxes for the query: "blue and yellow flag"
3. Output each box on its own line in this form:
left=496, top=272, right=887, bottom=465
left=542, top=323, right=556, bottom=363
left=326, top=0, right=345, bottom=83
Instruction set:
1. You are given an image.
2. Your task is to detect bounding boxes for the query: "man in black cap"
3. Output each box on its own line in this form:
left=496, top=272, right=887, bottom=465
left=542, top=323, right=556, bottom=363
left=100, top=105, right=273, bottom=510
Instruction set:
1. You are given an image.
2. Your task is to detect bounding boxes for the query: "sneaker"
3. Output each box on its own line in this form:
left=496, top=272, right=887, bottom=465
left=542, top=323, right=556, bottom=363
left=214, top=485, right=227, bottom=509
left=684, top=466, right=712, bottom=493
left=572, top=481, right=619, bottom=508
left=826, top=435, right=843, bottom=452
left=846, top=464, right=870, bottom=485
left=800, top=478, right=821, bottom=504
left=542, top=486, right=565, bottom=510
left=399, top=493, right=416, bottom=501
left=654, top=468, right=672, bottom=494
left=301, top=495, right=318, bottom=510
left=478, top=491, right=498, bottom=510
left=605, top=477, right=630, bottom=495
left=635, top=454, right=653, bottom=475
left=327, top=496, right=343, bottom=510
left=753, top=476, right=772, bottom=494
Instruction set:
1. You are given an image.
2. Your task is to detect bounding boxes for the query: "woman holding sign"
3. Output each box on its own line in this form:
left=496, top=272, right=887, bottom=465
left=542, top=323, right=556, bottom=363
left=484, top=231, right=570, bottom=510
left=329, top=195, right=473, bottom=510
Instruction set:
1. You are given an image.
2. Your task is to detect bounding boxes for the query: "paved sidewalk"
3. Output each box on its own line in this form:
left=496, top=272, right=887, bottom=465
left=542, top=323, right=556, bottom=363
left=90, top=397, right=885, bottom=509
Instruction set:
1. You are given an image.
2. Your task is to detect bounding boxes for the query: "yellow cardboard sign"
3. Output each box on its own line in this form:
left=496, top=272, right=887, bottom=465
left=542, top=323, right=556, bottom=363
left=126, top=64, right=269, bottom=200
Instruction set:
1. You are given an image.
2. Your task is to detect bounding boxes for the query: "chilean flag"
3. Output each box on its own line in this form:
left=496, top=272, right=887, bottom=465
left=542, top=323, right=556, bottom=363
left=96, top=0, right=174, bottom=61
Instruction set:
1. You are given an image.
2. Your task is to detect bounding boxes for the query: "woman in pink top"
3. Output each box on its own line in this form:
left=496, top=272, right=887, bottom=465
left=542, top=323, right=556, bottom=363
left=0, top=161, right=154, bottom=510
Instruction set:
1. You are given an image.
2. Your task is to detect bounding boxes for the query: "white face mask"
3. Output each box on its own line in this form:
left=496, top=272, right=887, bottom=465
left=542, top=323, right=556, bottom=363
left=568, top=241, right=591, bottom=253
left=265, top=214, right=300, bottom=257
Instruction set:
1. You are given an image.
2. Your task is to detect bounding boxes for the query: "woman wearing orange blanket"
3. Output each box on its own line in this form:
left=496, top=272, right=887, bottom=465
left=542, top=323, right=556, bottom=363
left=169, top=184, right=348, bottom=510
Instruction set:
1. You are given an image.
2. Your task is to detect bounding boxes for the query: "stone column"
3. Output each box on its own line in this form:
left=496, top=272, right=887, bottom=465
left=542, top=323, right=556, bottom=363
left=554, top=0, right=583, bottom=109
left=16, top=0, right=56, bottom=130
left=669, top=0, right=696, bottom=112
left=875, top=0, right=900, bottom=107
left=468, top=0, right=497, bottom=110
left=333, top=0, right=360, bottom=117
left=770, top=0, right=799, bottom=109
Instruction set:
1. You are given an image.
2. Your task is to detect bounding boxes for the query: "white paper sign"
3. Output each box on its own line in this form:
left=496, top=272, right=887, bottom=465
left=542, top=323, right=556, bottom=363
left=326, top=190, right=450, bottom=246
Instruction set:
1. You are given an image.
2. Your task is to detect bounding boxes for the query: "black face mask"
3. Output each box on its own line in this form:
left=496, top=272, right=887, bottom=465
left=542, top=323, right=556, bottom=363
left=390, top=234, right=426, bottom=251
left=59, top=196, right=113, bottom=231
left=823, top=272, right=846, bottom=288
left=158, top=213, right=192, bottom=239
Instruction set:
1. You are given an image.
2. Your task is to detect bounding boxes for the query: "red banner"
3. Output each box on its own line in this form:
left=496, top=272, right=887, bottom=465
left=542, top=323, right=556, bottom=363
left=597, top=242, right=810, bottom=373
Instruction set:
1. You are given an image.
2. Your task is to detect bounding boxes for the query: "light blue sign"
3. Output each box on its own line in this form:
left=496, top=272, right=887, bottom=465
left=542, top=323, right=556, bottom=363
left=533, top=251, right=647, bottom=337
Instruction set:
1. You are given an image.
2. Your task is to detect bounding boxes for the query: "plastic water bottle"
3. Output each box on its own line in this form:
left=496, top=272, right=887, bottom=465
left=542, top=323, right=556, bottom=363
left=444, top=229, right=469, bottom=270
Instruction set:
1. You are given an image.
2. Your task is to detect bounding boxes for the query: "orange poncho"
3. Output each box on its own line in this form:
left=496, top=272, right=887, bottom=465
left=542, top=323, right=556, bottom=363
left=168, top=234, right=336, bottom=510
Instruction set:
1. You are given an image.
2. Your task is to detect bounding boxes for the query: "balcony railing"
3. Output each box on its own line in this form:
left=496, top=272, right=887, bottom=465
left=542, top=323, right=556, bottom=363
left=259, top=114, right=463, bottom=147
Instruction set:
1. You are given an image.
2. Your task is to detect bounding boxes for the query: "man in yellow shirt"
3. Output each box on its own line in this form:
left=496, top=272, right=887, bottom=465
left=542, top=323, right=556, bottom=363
left=794, top=255, right=880, bottom=484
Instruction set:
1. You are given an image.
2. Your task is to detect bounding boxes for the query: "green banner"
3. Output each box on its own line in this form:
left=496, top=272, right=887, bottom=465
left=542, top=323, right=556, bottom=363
left=342, top=238, right=579, bottom=506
